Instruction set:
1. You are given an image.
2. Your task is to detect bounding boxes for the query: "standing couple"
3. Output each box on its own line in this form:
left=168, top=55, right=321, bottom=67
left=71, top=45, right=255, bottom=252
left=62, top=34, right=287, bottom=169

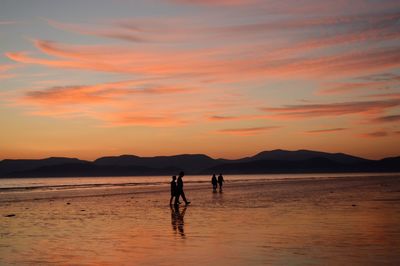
left=170, top=171, right=191, bottom=206
left=211, top=173, right=224, bottom=192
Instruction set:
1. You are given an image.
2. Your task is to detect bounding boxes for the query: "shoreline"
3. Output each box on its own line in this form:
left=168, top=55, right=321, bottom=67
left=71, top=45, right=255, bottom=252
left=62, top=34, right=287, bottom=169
left=1, top=173, right=399, bottom=203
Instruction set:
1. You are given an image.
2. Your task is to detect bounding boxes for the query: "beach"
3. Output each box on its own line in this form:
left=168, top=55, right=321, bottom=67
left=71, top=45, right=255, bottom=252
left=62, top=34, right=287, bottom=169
left=1, top=174, right=400, bottom=265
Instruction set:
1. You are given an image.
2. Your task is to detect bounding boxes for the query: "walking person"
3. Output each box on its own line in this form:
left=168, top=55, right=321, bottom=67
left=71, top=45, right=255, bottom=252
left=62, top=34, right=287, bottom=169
left=218, top=173, right=224, bottom=192
left=211, top=174, right=217, bottom=191
left=169, top=175, right=179, bottom=205
left=175, top=171, right=191, bottom=206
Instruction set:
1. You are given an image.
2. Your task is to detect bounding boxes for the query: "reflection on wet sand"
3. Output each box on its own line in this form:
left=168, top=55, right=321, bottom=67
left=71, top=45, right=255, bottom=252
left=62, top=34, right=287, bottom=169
left=1, top=175, right=400, bottom=265
left=171, top=205, right=187, bottom=238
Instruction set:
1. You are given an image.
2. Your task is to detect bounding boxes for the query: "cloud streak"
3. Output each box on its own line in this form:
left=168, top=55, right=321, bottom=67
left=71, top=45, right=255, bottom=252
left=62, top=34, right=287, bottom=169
left=371, top=114, right=400, bottom=123
left=262, top=99, right=400, bottom=119
left=13, top=79, right=199, bottom=127
left=305, top=128, right=347, bottom=134
left=6, top=7, right=398, bottom=84
left=6, top=39, right=400, bottom=84
left=360, top=131, right=389, bottom=138
left=216, top=126, right=280, bottom=136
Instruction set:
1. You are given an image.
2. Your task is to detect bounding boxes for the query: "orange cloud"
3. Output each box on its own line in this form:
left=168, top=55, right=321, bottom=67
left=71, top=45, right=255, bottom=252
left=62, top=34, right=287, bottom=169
left=318, top=73, right=400, bottom=95
left=11, top=79, right=201, bottom=127
left=371, top=115, right=400, bottom=123
left=44, top=9, right=400, bottom=53
left=262, top=99, right=400, bottom=119
left=216, top=126, right=280, bottom=136
left=207, top=114, right=263, bottom=121
left=7, top=39, right=400, bottom=84
left=364, top=93, right=400, bottom=100
left=7, top=40, right=223, bottom=79
left=45, top=18, right=191, bottom=43
left=318, top=81, right=392, bottom=95
left=263, top=46, right=400, bottom=78
left=0, top=64, right=15, bottom=72
left=20, top=80, right=192, bottom=105
left=360, top=131, right=389, bottom=138
left=0, top=73, right=15, bottom=80
left=305, top=128, right=347, bottom=134
left=100, top=113, right=187, bottom=127
left=0, top=64, right=17, bottom=80
left=7, top=7, right=399, bottom=84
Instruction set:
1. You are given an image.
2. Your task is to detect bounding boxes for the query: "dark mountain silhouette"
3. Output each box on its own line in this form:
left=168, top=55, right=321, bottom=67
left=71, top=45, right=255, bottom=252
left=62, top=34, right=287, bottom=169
left=205, top=157, right=348, bottom=174
left=239, top=149, right=368, bottom=164
left=0, top=157, right=87, bottom=176
left=94, top=154, right=222, bottom=172
left=0, top=150, right=399, bottom=178
left=6, top=162, right=180, bottom=178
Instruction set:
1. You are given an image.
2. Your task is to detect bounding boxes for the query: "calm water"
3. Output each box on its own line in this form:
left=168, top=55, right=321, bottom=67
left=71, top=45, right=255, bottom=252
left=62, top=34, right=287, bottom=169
left=1, top=172, right=398, bottom=192
left=1, top=173, right=400, bottom=265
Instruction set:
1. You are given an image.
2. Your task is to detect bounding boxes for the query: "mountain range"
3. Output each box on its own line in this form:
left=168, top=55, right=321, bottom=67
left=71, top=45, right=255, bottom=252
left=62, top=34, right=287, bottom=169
left=0, top=149, right=399, bottom=178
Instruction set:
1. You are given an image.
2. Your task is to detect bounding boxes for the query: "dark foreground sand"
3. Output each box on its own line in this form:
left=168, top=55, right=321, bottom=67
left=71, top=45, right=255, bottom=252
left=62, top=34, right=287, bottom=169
left=1, top=174, right=400, bottom=265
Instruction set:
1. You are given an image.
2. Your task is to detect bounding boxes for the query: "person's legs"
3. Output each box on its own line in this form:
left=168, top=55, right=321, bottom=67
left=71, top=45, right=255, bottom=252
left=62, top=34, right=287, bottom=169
left=174, top=193, right=180, bottom=205
left=180, top=191, right=187, bottom=203
left=181, top=191, right=191, bottom=205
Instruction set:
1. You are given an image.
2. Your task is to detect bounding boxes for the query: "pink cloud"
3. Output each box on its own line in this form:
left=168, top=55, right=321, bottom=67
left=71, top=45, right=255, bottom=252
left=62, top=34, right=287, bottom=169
left=45, top=10, right=400, bottom=49
left=7, top=39, right=400, bottom=84
left=26, top=9, right=400, bottom=83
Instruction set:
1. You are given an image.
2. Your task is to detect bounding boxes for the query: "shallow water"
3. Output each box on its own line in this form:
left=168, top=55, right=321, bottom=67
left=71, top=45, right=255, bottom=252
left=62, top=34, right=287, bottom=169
left=1, top=172, right=397, bottom=192
left=1, top=174, right=400, bottom=265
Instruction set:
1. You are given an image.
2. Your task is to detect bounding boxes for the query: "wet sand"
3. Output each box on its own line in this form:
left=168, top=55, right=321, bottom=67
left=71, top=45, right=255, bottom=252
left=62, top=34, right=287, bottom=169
left=1, top=174, right=400, bottom=265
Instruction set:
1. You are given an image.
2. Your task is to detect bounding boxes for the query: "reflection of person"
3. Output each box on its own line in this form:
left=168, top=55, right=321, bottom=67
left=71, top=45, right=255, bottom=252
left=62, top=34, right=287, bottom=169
left=218, top=174, right=224, bottom=191
left=169, top=175, right=180, bottom=205
left=175, top=171, right=191, bottom=205
left=170, top=204, right=187, bottom=237
left=211, top=174, right=217, bottom=191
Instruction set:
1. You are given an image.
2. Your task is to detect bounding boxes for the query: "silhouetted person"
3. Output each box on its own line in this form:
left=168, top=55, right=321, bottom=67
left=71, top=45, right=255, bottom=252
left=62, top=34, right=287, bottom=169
left=174, top=171, right=190, bottom=205
left=211, top=174, right=217, bottom=191
left=170, top=204, right=187, bottom=237
left=218, top=173, right=224, bottom=191
left=169, top=175, right=180, bottom=205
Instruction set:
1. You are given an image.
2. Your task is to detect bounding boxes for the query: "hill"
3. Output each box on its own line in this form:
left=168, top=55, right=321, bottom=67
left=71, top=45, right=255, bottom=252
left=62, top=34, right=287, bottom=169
left=0, top=150, right=398, bottom=177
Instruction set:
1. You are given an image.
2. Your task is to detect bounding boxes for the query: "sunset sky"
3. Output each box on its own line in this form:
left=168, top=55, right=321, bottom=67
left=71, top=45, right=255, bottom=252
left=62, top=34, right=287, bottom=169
left=1, top=0, right=399, bottom=160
